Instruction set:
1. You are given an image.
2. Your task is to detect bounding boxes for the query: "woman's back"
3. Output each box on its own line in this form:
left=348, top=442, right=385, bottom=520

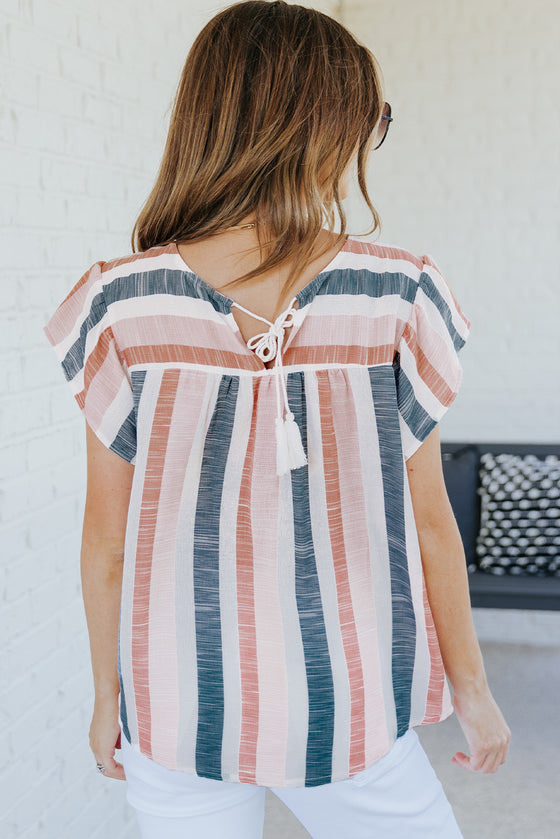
left=42, top=2, right=509, bottom=829
left=176, top=227, right=349, bottom=367
left=44, top=231, right=470, bottom=787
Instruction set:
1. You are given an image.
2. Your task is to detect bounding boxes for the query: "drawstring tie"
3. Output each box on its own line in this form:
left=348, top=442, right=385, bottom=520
left=230, top=297, right=308, bottom=476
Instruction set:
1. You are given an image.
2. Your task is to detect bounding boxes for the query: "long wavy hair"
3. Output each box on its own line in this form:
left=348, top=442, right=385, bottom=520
left=131, top=0, right=385, bottom=298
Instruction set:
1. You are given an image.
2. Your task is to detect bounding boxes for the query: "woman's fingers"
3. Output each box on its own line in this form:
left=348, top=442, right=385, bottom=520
left=451, top=738, right=509, bottom=774
left=94, top=751, right=126, bottom=781
left=451, top=685, right=511, bottom=774
left=452, top=750, right=486, bottom=772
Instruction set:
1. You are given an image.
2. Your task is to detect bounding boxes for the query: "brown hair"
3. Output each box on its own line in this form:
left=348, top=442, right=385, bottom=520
left=131, top=0, right=385, bottom=297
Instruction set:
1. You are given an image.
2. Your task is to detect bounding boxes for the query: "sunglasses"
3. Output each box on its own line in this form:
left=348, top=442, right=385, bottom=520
left=373, top=102, right=393, bottom=150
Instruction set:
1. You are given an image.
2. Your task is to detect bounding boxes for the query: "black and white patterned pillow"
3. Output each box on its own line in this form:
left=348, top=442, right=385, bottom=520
left=476, top=453, right=560, bottom=576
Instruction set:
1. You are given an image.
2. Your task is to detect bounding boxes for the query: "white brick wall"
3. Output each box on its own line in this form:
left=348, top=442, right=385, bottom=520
left=1, top=1, right=557, bottom=837
left=1, top=1, right=220, bottom=836
left=342, top=0, right=560, bottom=444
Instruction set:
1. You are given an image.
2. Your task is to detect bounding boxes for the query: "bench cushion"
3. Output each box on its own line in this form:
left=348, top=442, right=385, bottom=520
left=476, top=453, right=560, bottom=577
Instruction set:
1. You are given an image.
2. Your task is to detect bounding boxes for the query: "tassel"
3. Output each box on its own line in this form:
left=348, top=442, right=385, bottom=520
left=284, top=412, right=308, bottom=469
left=276, top=411, right=308, bottom=476
left=275, top=416, right=291, bottom=476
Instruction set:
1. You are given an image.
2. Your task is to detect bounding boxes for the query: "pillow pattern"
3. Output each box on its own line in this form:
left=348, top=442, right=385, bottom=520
left=476, top=453, right=560, bottom=576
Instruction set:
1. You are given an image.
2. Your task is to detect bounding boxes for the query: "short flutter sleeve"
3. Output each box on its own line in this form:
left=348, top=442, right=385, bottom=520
left=44, top=261, right=137, bottom=463
left=394, top=255, right=471, bottom=461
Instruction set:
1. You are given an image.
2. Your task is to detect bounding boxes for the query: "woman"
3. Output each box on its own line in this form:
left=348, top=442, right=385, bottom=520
left=44, top=2, right=510, bottom=837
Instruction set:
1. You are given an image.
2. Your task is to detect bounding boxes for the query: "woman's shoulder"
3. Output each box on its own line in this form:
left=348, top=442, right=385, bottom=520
left=99, top=243, right=178, bottom=282
left=78, top=237, right=436, bottom=310
left=66, top=244, right=188, bottom=312
left=345, top=236, right=429, bottom=277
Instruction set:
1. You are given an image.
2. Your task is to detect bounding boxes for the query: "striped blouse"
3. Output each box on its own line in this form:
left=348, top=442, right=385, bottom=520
left=44, top=235, right=471, bottom=788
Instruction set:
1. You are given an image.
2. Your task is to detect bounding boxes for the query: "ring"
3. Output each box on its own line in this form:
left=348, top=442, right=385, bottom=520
left=96, top=764, right=106, bottom=774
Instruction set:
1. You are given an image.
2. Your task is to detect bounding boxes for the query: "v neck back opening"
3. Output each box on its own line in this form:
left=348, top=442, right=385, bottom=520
left=171, top=234, right=351, bottom=317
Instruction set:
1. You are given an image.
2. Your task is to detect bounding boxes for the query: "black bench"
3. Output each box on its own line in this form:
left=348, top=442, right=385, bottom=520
left=440, top=442, right=560, bottom=611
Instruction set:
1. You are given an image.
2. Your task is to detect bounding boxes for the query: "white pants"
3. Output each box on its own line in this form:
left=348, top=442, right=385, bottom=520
left=120, top=728, right=463, bottom=839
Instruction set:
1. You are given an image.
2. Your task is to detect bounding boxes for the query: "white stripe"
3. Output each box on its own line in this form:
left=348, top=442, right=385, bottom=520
left=173, top=372, right=222, bottom=769
left=98, top=250, right=187, bottom=283
left=350, top=366, right=397, bottom=751
left=108, top=294, right=228, bottom=325
left=252, top=378, right=290, bottom=784
left=276, top=465, right=308, bottom=785
left=399, top=417, right=426, bottom=462
left=95, top=374, right=134, bottom=450
left=219, top=376, right=253, bottom=782
left=126, top=360, right=394, bottom=376
left=330, top=244, right=424, bottom=278
left=309, top=291, right=405, bottom=319
left=415, top=285, right=467, bottom=360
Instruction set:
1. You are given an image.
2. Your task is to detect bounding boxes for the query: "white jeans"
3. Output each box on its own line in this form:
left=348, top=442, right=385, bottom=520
left=120, top=727, right=464, bottom=839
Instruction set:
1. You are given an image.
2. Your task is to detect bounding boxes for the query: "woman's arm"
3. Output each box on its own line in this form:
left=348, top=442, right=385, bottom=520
left=406, top=426, right=511, bottom=773
left=81, top=421, right=134, bottom=780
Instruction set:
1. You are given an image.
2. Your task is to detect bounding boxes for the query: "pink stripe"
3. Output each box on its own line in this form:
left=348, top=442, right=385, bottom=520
left=116, top=313, right=240, bottom=354
left=317, top=370, right=366, bottom=774
left=288, top=343, right=393, bottom=367
left=147, top=373, right=193, bottom=765
left=124, top=343, right=261, bottom=371
left=76, top=327, right=114, bottom=413
left=298, top=313, right=396, bottom=349
left=236, top=379, right=259, bottom=784
left=80, top=328, right=127, bottom=433
left=420, top=571, right=445, bottom=722
left=251, top=378, right=287, bottom=785
left=44, top=262, right=103, bottom=345
left=102, top=243, right=175, bottom=275
left=132, top=370, right=179, bottom=758
left=286, top=313, right=395, bottom=366
left=402, top=309, right=460, bottom=404
left=329, top=369, right=389, bottom=765
left=347, top=238, right=424, bottom=271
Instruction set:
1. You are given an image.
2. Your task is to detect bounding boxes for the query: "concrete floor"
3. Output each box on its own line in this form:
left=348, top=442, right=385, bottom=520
left=263, top=641, right=560, bottom=839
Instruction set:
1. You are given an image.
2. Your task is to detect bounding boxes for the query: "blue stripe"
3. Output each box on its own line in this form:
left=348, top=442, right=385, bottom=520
left=369, top=366, right=416, bottom=736
left=300, top=267, right=418, bottom=309
left=110, top=407, right=137, bottom=463
left=193, top=375, right=239, bottom=780
left=392, top=358, right=437, bottom=448
left=418, top=271, right=466, bottom=351
left=131, top=369, right=147, bottom=415
left=61, top=290, right=106, bottom=381
left=64, top=290, right=138, bottom=461
left=103, top=266, right=418, bottom=319
left=108, top=369, right=146, bottom=464
left=104, top=268, right=232, bottom=314
left=288, top=372, right=335, bottom=786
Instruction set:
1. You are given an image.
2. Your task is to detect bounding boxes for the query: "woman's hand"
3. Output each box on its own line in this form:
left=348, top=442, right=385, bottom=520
left=89, top=693, right=126, bottom=780
left=451, top=684, right=511, bottom=773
